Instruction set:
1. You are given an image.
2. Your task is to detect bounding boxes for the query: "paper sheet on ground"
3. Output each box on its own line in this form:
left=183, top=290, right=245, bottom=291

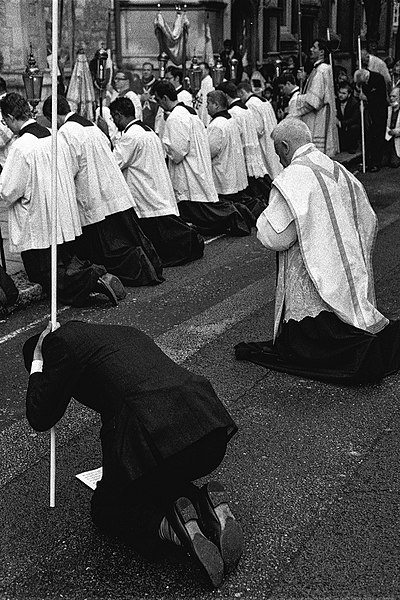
left=76, top=466, right=102, bottom=490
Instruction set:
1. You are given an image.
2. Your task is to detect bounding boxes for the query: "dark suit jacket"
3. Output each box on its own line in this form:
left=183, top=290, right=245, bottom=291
left=25, top=321, right=237, bottom=483
left=363, top=70, right=388, bottom=125
left=335, top=96, right=360, bottom=131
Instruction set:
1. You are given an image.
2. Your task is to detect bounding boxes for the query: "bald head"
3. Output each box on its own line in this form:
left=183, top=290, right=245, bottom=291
left=271, top=118, right=312, bottom=167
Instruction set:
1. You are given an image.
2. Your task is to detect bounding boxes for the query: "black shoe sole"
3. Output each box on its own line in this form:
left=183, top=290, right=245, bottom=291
left=169, top=497, right=224, bottom=588
left=197, top=481, right=243, bottom=575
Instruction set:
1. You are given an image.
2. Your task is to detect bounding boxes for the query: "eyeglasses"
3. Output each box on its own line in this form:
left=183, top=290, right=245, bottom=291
left=114, top=77, right=127, bottom=81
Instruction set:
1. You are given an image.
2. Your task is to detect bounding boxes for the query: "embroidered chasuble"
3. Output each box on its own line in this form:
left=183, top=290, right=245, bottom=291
left=235, top=144, right=400, bottom=384
left=296, top=62, right=339, bottom=157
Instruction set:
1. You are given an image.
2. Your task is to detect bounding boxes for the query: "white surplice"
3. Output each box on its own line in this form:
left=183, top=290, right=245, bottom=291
left=60, top=113, right=138, bottom=226
left=113, top=120, right=179, bottom=218
left=162, top=104, right=219, bottom=203
left=0, top=124, right=81, bottom=253
left=228, top=99, right=267, bottom=179
left=207, top=112, right=248, bottom=195
left=245, top=95, right=282, bottom=179
left=0, top=95, right=15, bottom=167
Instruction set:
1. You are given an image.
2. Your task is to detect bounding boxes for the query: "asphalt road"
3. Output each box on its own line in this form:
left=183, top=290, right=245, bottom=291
left=1, top=164, right=400, bottom=599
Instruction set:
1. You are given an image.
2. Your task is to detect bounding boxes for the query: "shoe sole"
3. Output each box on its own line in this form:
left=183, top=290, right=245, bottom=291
left=107, top=276, right=127, bottom=300
left=200, top=482, right=243, bottom=575
left=214, top=504, right=243, bottom=574
left=175, top=498, right=224, bottom=588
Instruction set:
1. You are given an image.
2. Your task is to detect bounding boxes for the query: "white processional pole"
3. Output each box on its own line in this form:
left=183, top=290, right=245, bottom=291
left=50, top=0, right=59, bottom=508
left=358, top=35, right=366, bottom=174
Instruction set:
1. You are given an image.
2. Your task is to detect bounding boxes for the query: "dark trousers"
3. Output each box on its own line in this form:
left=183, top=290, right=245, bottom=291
left=90, top=428, right=228, bottom=557
left=382, top=138, right=400, bottom=167
left=338, top=124, right=359, bottom=153
left=21, top=241, right=105, bottom=306
left=366, top=115, right=386, bottom=168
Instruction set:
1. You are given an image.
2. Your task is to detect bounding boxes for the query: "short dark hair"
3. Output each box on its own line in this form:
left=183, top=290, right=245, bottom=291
left=0, top=77, right=7, bottom=94
left=109, top=96, right=136, bottom=118
left=169, top=67, right=183, bottom=84
left=278, top=73, right=296, bottom=86
left=42, top=95, right=71, bottom=120
left=0, top=93, right=31, bottom=120
left=207, top=90, right=228, bottom=109
left=142, top=62, right=153, bottom=70
left=237, top=82, right=252, bottom=94
left=313, top=38, right=331, bottom=58
left=216, top=81, right=238, bottom=99
left=23, top=333, right=40, bottom=372
left=153, top=81, right=178, bottom=101
left=338, top=81, right=352, bottom=93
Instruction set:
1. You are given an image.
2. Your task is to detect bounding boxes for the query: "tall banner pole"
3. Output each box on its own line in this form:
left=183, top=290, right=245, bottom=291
left=358, top=35, right=366, bottom=174
left=50, top=0, right=59, bottom=508
left=297, top=0, right=303, bottom=92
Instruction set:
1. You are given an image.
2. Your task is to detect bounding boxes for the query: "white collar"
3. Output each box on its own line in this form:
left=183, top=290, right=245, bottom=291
left=292, top=143, right=316, bottom=160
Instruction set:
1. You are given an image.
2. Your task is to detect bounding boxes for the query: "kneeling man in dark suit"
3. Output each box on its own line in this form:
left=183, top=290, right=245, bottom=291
left=23, top=320, right=242, bottom=588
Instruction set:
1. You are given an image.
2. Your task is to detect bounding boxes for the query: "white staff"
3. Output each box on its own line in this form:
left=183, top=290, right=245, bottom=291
left=357, top=35, right=366, bottom=174
left=49, top=0, right=59, bottom=508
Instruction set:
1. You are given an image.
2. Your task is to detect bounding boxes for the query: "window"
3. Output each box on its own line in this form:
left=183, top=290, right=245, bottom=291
left=277, top=0, right=292, bottom=31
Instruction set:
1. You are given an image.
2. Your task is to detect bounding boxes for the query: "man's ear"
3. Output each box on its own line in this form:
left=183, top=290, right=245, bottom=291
left=282, top=140, right=290, bottom=154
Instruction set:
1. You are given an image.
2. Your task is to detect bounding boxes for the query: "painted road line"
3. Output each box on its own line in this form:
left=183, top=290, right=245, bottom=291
left=204, top=234, right=225, bottom=244
left=155, top=277, right=275, bottom=363
left=0, top=275, right=275, bottom=487
left=0, top=306, right=69, bottom=346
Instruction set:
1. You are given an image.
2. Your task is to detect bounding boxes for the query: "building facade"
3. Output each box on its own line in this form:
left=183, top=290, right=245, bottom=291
left=0, top=0, right=399, bottom=89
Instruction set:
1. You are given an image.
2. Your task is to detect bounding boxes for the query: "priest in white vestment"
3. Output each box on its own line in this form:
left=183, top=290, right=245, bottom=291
left=235, top=118, right=400, bottom=384
left=237, top=82, right=282, bottom=180
left=42, top=95, right=164, bottom=288
left=0, top=93, right=125, bottom=307
left=295, top=39, right=339, bottom=158
left=109, top=96, right=204, bottom=267
left=153, top=81, right=252, bottom=237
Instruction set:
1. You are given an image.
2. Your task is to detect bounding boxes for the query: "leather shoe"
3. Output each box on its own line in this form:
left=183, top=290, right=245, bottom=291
left=167, top=497, right=224, bottom=588
left=194, top=481, right=243, bottom=575
left=94, top=274, right=126, bottom=306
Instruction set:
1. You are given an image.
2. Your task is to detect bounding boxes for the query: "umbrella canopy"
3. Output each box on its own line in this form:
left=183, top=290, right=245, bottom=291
left=67, top=44, right=96, bottom=121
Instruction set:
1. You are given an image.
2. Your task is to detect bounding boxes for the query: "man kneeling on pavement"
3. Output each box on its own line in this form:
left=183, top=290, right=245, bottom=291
left=23, top=320, right=243, bottom=588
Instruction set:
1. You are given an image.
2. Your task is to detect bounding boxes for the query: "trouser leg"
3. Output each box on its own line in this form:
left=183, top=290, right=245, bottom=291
left=22, top=243, right=106, bottom=306
left=90, top=428, right=228, bottom=557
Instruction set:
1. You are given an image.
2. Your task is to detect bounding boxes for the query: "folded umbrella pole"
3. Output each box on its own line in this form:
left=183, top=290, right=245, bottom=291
left=50, top=0, right=59, bottom=509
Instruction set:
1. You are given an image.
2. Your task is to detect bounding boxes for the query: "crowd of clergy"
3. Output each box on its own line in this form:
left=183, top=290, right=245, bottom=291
left=0, top=36, right=398, bottom=309
left=0, top=60, right=283, bottom=308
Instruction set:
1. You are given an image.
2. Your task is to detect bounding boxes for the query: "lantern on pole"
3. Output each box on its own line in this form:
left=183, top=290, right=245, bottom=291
left=212, top=55, right=225, bottom=87
left=188, top=55, right=202, bottom=95
left=22, top=45, right=44, bottom=116
left=94, top=45, right=108, bottom=116
left=158, top=52, right=169, bottom=80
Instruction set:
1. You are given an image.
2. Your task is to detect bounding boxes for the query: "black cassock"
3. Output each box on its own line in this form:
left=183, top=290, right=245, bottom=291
left=235, top=310, right=400, bottom=385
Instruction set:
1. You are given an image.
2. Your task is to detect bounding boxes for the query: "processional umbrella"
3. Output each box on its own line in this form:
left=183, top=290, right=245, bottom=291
left=49, top=0, right=60, bottom=508
left=67, top=42, right=96, bottom=122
